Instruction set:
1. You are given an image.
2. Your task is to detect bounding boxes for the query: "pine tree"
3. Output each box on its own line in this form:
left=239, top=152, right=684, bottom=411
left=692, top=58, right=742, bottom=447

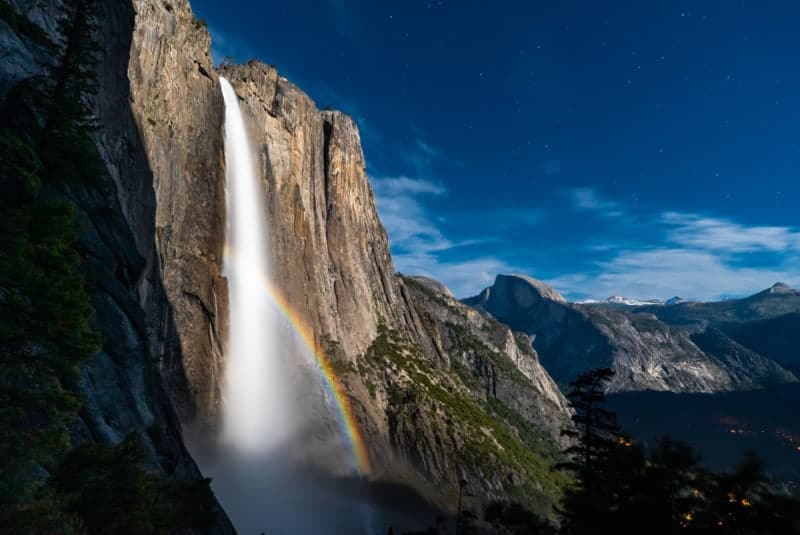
left=558, top=368, right=635, bottom=534
left=39, top=0, right=104, bottom=186
left=0, top=0, right=102, bottom=526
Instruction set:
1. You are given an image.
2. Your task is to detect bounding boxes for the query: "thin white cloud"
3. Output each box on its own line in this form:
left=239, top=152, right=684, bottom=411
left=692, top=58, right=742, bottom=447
left=371, top=175, right=516, bottom=297
left=372, top=176, right=450, bottom=252
left=373, top=176, right=445, bottom=197
left=396, top=253, right=516, bottom=298
left=549, top=248, right=799, bottom=302
left=662, top=212, right=800, bottom=253
left=567, top=187, right=624, bottom=217
left=397, top=136, right=464, bottom=176
left=547, top=191, right=800, bottom=301
left=415, top=140, right=446, bottom=160
left=209, top=25, right=257, bottom=65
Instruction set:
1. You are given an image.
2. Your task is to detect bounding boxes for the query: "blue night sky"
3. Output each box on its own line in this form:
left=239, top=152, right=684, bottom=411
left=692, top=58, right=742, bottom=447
left=193, top=0, right=800, bottom=300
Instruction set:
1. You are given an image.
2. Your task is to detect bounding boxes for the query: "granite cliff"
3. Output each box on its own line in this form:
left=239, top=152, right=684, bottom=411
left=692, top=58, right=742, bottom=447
left=642, top=282, right=800, bottom=377
left=0, top=0, right=233, bottom=530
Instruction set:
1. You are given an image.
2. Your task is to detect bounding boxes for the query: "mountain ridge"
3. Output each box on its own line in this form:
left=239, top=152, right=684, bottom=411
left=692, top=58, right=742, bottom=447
left=465, top=274, right=798, bottom=393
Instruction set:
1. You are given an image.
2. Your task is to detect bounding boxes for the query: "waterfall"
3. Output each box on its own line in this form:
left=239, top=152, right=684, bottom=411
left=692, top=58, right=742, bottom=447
left=219, top=77, right=288, bottom=453
left=208, top=77, right=428, bottom=534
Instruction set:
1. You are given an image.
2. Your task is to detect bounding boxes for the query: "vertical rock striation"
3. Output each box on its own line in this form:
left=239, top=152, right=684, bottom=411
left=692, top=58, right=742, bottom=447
left=128, top=0, right=227, bottom=426
left=217, top=61, right=405, bottom=361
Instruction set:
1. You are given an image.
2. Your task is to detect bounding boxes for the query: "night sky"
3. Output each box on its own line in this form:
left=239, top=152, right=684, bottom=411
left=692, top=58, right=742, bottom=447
left=192, top=0, right=800, bottom=300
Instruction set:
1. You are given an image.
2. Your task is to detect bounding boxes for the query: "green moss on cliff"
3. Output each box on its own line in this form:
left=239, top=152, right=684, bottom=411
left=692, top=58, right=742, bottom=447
left=368, top=324, right=568, bottom=518
left=445, top=321, right=530, bottom=385
left=0, top=129, right=99, bottom=512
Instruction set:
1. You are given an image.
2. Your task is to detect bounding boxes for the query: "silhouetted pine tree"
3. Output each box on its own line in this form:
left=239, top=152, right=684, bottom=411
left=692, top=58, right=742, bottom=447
left=557, top=368, right=666, bottom=534
left=555, top=368, right=800, bottom=534
left=39, top=0, right=104, bottom=186
left=558, top=368, right=628, bottom=534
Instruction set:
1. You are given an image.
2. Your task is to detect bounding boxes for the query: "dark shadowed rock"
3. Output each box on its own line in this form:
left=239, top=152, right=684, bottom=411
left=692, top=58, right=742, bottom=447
left=0, top=1, right=234, bottom=530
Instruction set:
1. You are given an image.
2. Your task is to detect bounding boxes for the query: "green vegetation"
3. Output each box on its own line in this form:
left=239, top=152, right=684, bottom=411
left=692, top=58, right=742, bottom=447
left=426, top=380, right=569, bottom=516
left=367, top=324, right=569, bottom=518
left=328, top=358, right=357, bottom=376
left=9, top=435, right=216, bottom=534
left=414, top=369, right=800, bottom=534
left=486, top=396, right=562, bottom=463
left=445, top=321, right=530, bottom=385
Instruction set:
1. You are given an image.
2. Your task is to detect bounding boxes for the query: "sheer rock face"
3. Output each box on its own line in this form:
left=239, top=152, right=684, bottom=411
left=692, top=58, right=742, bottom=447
left=217, top=61, right=405, bottom=360
left=466, top=275, right=797, bottom=393
left=4, top=0, right=566, bottom=518
left=216, top=60, right=407, bottom=468
left=0, top=0, right=233, bottom=530
left=215, top=60, right=419, bottom=466
left=128, top=0, right=227, bottom=425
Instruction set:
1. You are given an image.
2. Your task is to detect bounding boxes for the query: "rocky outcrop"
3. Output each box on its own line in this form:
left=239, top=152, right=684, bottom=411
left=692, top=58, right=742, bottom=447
left=690, top=328, right=797, bottom=388
left=642, top=281, right=800, bottom=327
left=466, top=275, right=797, bottom=393
left=641, top=283, right=800, bottom=378
left=717, top=313, right=800, bottom=376
left=402, top=276, right=570, bottom=437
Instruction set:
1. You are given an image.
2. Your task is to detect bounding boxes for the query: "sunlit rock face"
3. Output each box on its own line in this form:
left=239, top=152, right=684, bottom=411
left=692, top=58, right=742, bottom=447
left=216, top=61, right=413, bottom=473
left=216, top=61, right=405, bottom=366
left=128, top=0, right=228, bottom=426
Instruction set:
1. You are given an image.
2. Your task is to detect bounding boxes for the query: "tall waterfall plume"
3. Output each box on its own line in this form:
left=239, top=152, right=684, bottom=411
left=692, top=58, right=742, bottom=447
left=219, top=77, right=288, bottom=453
left=192, top=76, right=437, bottom=535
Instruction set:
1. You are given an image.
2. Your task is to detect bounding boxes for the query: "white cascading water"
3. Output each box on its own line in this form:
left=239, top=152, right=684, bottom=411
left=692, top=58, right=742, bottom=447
left=219, top=77, right=288, bottom=453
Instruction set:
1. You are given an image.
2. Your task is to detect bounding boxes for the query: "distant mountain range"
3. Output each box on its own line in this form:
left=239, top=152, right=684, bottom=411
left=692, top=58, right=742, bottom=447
left=575, top=295, right=686, bottom=307
left=465, top=275, right=799, bottom=393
